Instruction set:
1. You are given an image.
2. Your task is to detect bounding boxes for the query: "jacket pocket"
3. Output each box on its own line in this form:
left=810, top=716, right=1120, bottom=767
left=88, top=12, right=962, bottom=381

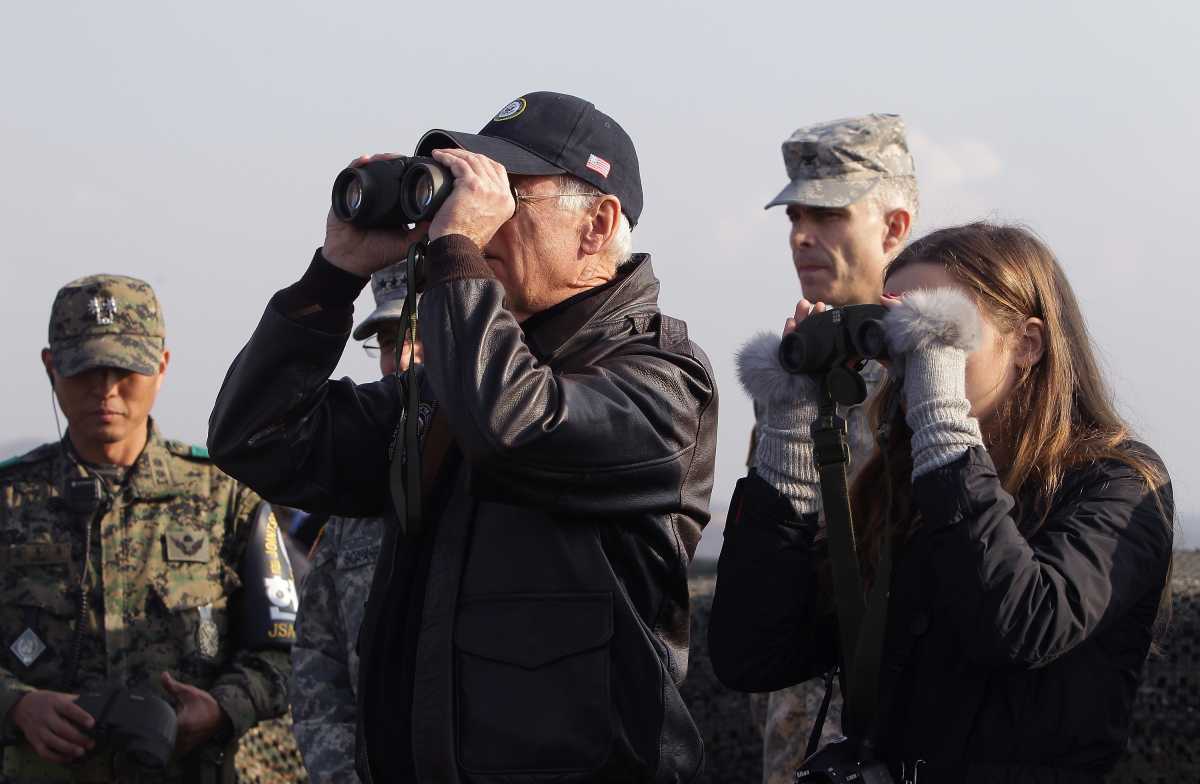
left=454, top=592, right=613, bottom=775
left=152, top=568, right=231, bottom=673
left=1, top=571, right=77, bottom=676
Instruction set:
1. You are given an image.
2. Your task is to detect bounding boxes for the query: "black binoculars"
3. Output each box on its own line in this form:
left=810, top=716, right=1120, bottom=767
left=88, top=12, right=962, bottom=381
left=76, top=687, right=177, bottom=770
left=331, top=156, right=453, bottom=228
left=779, top=304, right=888, bottom=375
left=779, top=304, right=889, bottom=406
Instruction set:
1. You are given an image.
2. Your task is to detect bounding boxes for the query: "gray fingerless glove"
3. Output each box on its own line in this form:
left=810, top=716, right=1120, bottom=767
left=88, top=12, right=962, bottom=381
left=884, top=288, right=985, bottom=479
left=737, top=331, right=822, bottom=515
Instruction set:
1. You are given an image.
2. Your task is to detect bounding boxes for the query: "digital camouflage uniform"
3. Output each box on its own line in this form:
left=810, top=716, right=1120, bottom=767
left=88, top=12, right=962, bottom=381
left=288, top=261, right=403, bottom=783
left=289, top=517, right=383, bottom=784
left=754, top=111, right=917, bottom=784
left=0, top=275, right=292, bottom=783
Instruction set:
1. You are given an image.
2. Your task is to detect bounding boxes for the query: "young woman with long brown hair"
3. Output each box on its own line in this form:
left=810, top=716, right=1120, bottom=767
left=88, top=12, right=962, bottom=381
left=710, top=222, right=1174, bottom=783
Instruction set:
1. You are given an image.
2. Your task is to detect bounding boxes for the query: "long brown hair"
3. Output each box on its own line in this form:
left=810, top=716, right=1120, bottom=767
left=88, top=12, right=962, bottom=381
left=851, top=222, right=1170, bottom=584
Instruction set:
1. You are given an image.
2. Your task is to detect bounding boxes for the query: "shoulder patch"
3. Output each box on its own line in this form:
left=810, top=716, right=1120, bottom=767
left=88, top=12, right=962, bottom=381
left=164, top=441, right=211, bottom=460
left=0, top=443, right=57, bottom=473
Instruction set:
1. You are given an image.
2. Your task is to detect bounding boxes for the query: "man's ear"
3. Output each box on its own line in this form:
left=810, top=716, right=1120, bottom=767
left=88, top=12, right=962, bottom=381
left=881, top=208, right=912, bottom=257
left=154, top=349, right=171, bottom=393
left=580, top=196, right=621, bottom=257
left=1014, top=317, right=1046, bottom=368
left=41, top=349, right=56, bottom=387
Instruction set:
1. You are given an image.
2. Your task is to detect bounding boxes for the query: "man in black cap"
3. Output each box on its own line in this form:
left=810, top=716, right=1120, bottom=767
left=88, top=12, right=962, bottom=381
left=208, top=91, right=718, bottom=782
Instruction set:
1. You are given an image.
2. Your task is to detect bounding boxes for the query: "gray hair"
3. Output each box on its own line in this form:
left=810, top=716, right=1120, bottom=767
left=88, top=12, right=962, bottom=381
left=550, top=175, right=634, bottom=267
left=868, top=175, right=920, bottom=233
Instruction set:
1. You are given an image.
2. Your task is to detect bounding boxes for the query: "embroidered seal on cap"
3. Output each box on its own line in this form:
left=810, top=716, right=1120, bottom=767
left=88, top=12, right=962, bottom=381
left=493, top=98, right=527, bottom=122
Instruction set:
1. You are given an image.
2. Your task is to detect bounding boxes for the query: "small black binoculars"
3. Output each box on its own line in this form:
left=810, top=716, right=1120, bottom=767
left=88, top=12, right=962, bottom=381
left=331, top=156, right=453, bottom=228
left=779, top=304, right=888, bottom=375
left=75, top=687, right=177, bottom=770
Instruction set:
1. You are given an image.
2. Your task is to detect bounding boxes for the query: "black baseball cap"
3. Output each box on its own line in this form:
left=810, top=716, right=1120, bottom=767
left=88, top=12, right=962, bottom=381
left=416, top=91, right=643, bottom=226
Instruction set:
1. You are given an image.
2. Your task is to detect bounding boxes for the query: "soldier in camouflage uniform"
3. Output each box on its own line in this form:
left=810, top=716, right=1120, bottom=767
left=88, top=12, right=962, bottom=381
left=0, top=275, right=292, bottom=783
left=743, top=115, right=919, bottom=784
left=289, top=262, right=416, bottom=784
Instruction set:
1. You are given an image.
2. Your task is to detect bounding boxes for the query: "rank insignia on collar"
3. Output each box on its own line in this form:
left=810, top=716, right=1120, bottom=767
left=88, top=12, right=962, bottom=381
left=87, top=296, right=119, bottom=325
left=11, top=628, right=46, bottom=668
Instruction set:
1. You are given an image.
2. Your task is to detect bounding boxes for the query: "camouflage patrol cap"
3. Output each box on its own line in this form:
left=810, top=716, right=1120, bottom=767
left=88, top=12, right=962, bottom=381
left=352, top=261, right=411, bottom=341
left=48, top=274, right=165, bottom=377
left=766, top=113, right=915, bottom=209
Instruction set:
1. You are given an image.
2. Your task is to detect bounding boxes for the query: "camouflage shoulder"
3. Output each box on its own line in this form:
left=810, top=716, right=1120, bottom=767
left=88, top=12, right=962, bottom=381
left=0, top=442, right=59, bottom=475
left=164, top=440, right=212, bottom=461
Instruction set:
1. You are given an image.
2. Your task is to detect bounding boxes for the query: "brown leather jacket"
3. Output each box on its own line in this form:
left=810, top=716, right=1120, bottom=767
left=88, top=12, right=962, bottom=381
left=209, top=236, right=718, bottom=783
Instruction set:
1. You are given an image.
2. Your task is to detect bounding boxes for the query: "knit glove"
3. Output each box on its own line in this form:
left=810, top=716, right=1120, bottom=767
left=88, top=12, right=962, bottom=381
left=883, top=288, right=985, bottom=479
left=737, top=331, right=822, bottom=515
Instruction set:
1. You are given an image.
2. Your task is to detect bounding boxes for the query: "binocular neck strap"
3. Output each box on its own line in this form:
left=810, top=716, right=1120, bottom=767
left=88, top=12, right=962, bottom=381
left=389, top=244, right=425, bottom=537
left=810, top=388, right=895, bottom=745
left=811, top=399, right=867, bottom=687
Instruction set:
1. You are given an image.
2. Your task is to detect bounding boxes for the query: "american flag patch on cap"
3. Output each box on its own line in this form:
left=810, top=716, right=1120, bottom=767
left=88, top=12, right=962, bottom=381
left=585, top=154, right=611, bottom=178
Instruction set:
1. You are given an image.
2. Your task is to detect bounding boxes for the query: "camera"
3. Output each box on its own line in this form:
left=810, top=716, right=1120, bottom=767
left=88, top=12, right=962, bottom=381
left=331, top=156, right=453, bottom=228
left=779, top=304, right=888, bottom=375
left=795, top=737, right=894, bottom=783
left=75, top=687, right=177, bottom=770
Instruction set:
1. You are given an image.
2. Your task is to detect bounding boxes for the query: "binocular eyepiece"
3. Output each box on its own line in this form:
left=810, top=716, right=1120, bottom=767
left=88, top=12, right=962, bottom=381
left=779, top=304, right=889, bottom=375
left=331, top=156, right=453, bottom=229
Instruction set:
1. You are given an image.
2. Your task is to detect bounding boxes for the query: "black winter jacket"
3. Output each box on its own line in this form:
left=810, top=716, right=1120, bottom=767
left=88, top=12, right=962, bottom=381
left=209, top=236, right=718, bottom=783
left=709, top=446, right=1172, bottom=784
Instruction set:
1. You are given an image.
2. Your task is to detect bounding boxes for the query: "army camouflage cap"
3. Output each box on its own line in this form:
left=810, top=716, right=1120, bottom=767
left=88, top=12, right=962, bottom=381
left=766, top=113, right=915, bottom=209
left=48, top=274, right=165, bottom=377
left=352, top=261, right=411, bottom=341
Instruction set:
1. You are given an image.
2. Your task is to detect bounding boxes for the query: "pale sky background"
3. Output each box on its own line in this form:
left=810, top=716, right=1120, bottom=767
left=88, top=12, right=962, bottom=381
left=1, top=1, right=1196, bottom=554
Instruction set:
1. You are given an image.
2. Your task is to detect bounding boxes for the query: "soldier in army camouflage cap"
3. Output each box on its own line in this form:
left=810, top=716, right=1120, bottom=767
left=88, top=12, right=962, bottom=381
left=353, top=260, right=422, bottom=374
left=744, top=114, right=920, bottom=784
left=47, top=274, right=167, bottom=378
left=1, top=275, right=294, bottom=783
left=762, top=112, right=919, bottom=308
left=766, top=113, right=915, bottom=210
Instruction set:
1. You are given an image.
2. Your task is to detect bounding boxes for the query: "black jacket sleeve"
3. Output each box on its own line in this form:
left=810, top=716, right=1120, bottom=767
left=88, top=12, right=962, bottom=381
left=417, top=235, right=716, bottom=518
left=208, top=253, right=401, bottom=517
left=914, top=446, right=1173, bottom=668
left=707, top=473, right=839, bottom=692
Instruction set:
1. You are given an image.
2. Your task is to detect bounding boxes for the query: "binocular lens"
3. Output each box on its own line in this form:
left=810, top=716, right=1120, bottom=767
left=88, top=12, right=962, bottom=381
left=413, top=172, right=434, bottom=212
left=857, top=320, right=887, bottom=359
left=400, top=161, right=450, bottom=222
left=344, top=178, right=364, bottom=216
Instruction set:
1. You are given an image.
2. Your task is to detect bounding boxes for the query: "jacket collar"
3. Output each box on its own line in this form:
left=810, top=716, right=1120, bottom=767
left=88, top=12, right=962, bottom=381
left=127, top=423, right=181, bottom=499
left=522, top=253, right=661, bottom=361
left=59, top=420, right=181, bottom=500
